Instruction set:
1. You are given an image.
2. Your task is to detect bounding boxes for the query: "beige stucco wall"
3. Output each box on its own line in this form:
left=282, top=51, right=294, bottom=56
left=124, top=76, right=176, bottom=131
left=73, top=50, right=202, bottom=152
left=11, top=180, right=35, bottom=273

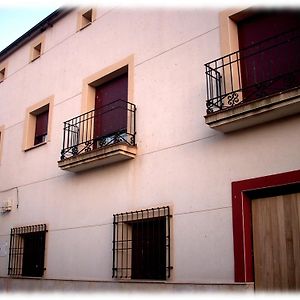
left=1, top=6, right=300, bottom=288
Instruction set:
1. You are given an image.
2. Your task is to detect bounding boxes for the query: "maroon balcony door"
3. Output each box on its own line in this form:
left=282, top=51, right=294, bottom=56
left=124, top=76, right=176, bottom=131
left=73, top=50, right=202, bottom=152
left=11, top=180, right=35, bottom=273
left=237, top=11, right=300, bottom=101
left=93, top=73, right=128, bottom=145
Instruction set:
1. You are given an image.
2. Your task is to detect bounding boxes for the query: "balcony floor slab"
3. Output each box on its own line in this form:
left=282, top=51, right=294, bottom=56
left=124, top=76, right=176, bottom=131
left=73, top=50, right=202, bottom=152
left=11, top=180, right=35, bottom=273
left=58, top=143, right=137, bottom=172
left=205, top=87, right=300, bottom=133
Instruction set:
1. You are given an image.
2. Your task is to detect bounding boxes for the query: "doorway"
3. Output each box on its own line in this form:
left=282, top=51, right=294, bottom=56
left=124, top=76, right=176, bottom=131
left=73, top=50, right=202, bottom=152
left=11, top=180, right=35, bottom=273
left=251, top=191, right=300, bottom=290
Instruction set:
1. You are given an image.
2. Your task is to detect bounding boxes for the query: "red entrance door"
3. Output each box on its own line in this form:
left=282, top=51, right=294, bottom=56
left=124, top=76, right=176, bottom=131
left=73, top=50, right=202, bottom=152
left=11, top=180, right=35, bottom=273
left=237, top=11, right=300, bottom=101
left=93, top=73, right=128, bottom=143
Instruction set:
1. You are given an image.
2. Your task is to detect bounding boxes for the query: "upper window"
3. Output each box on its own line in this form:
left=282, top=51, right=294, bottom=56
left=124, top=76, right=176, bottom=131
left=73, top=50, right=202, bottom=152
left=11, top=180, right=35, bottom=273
left=32, top=43, right=42, bottom=61
left=30, top=37, right=44, bottom=62
left=205, top=10, right=300, bottom=114
left=78, top=8, right=95, bottom=31
left=23, top=96, right=53, bottom=151
left=112, top=206, right=172, bottom=280
left=236, top=11, right=300, bottom=102
left=34, top=108, right=49, bottom=145
left=58, top=55, right=137, bottom=172
left=0, top=66, right=6, bottom=82
left=205, top=10, right=300, bottom=133
left=8, top=224, right=47, bottom=277
left=60, top=66, right=136, bottom=160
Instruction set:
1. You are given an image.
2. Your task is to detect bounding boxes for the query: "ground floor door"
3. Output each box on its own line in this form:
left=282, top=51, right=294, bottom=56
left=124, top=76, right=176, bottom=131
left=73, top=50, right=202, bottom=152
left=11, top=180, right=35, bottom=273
left=251, top=192, right=300, bottom=290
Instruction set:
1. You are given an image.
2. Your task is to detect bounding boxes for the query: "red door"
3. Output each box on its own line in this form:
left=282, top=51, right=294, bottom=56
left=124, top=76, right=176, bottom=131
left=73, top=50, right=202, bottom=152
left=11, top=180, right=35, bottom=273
left=237, top=11, right=300, bottom=101
left=93, top=73, right=128, bottom=142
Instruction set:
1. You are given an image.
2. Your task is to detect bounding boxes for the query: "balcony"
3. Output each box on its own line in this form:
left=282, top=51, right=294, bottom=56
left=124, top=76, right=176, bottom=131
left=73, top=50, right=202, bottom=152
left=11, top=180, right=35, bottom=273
left=204, top=27, right=300, bottom=132
left=58, top=100, right=136, bottom=172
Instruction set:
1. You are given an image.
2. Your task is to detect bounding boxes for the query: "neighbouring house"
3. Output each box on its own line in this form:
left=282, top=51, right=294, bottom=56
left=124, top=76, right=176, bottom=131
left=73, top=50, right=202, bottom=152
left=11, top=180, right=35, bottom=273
left=0, top=6, right=300, bottom=292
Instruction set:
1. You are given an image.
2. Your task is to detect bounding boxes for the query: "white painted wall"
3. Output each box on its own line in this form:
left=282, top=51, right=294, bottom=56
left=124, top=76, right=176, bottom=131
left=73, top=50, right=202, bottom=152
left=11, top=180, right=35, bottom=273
left=1, top=7, right=300, bottom=284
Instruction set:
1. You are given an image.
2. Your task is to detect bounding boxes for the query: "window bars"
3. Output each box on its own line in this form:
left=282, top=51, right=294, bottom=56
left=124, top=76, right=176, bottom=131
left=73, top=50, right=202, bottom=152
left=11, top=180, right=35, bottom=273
left=112, top=206, right=172, bottom=280
left=8, top=224, right=47, bottom=277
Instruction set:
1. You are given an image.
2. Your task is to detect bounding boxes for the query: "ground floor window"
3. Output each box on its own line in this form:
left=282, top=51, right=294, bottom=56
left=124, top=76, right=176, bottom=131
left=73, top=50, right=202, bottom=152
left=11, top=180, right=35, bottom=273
left=8, top=224, right=47, bottom=277
left=112, top=206, right=171, bottom=280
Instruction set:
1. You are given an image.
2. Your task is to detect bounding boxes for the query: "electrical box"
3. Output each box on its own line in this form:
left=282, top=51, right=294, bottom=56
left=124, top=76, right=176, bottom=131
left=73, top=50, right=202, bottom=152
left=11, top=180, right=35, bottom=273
left=1, top=198, right=12, bottom=213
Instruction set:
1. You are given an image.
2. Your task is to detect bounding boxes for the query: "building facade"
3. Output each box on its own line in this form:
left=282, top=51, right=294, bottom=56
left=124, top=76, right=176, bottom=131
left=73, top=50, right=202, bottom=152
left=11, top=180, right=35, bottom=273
left=0, top=6, right=299, bottom=292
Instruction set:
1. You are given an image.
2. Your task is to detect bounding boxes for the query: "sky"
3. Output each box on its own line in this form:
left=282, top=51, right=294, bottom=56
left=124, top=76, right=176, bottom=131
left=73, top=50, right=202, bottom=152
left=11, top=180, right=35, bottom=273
left=0, top=6, right=59, bottom=52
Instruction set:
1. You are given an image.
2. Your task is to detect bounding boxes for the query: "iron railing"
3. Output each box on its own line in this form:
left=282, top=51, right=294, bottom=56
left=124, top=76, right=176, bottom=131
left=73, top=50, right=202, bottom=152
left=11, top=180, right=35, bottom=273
left=205, top=26, right=300, bottom=114
left=112, top=206, right=172, bottom=280
left=60, top=99, right=136, bottom=160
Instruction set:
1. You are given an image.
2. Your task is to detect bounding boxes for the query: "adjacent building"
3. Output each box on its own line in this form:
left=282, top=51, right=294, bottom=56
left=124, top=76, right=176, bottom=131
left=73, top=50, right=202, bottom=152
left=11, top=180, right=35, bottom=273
left=0, top=6, right=300, bottom=292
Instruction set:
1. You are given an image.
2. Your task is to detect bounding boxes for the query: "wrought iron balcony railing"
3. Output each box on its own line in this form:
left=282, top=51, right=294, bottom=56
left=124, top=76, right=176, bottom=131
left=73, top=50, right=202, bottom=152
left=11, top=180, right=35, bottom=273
left=205, top=26, right=300, bottom=114
left=60, top=99, right=136, bottom=160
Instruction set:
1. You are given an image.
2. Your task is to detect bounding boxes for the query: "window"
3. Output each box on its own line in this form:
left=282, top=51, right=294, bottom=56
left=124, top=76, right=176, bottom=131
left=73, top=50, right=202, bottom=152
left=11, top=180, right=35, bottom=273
left=23, top=96, right=53, bottom=151
left=58, top=56, right=136, bottom=171
left=78, top=8, right=95, bottom=31
left=30, top=37, right=44, bottom=62
left=8, top=224, right=47, bottom=277
left=0, top=67, right=5, bottom=82
left=93, top=71, right=129, bottom=148
left=237, top=11, right=300, bottom=102
left=34, top=109, right=49, bottom=145
left=112, top=206, right=172, bottom=280
left=205, top=9, right=300, bottom=132
left=32, top=43, right=42, bottom=61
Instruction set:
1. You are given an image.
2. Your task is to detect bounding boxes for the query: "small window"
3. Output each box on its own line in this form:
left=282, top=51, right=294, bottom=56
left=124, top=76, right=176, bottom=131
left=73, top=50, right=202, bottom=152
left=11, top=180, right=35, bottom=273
left=32, top=42, right=42, bottom=61
left=8, top=224, right=47, bottom=277
left=78, top=8, right=95, bottom=30
left=0, top=67, right=5, bottom=82
left=34, top=109, right=49, bottom=145
left=112, top=206, right=172, bottom=280
left=23, top=96, right=53, bottom=151
left=30, top=37, right=44, bottom=62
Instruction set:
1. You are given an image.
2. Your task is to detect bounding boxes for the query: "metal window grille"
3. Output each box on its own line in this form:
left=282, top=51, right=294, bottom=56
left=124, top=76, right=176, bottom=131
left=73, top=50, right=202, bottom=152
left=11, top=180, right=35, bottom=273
left=8, top=224, right=47, bottom=277
left=112, top=206, right=172, bottom=280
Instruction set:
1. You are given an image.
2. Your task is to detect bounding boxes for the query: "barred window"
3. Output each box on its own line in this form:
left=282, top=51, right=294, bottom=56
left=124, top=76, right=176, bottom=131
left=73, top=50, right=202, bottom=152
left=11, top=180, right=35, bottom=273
left=8, top=224, right=47, bottom=277
left=112, top=206, right=172, bottom=280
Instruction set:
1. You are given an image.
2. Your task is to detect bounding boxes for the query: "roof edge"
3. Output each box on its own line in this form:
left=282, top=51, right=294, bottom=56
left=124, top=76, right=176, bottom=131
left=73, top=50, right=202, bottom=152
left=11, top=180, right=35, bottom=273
left=0, top=7, right=75, bottom=62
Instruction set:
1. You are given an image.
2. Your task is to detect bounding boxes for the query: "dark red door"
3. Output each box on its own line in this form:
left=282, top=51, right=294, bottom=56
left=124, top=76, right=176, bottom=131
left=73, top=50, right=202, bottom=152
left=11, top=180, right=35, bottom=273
left=93, top=73, right=128, bottom=142
left=237, top=11, right=300, bottom=101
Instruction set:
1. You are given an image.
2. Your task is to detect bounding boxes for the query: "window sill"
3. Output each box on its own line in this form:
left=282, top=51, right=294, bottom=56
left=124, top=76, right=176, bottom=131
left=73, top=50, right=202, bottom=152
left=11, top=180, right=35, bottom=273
left=24, top=141, right=47, bottom=152
left=58, top=143, right=137, bottom=172
left=30, top=56, right=41, bottom=63
left=79, top=22, right=92, bottom=31
left=8, top=275, right=44, bottom=279
left=204, top=87, right=300, bottom=133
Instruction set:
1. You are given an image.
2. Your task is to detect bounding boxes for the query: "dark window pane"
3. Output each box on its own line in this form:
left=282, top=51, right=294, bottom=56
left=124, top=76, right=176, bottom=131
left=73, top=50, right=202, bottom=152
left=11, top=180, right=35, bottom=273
left=34, top=110, right=49, bottom=145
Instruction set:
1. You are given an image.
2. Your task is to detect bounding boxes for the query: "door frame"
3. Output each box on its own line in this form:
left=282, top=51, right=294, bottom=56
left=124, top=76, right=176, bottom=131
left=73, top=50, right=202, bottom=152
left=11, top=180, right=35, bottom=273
left=232, top=169, right=300, bottom=282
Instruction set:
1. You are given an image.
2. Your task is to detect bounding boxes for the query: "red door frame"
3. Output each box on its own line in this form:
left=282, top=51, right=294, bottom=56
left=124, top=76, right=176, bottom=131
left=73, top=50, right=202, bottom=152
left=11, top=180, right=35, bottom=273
left=232, top=169, right=300, bottom=282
